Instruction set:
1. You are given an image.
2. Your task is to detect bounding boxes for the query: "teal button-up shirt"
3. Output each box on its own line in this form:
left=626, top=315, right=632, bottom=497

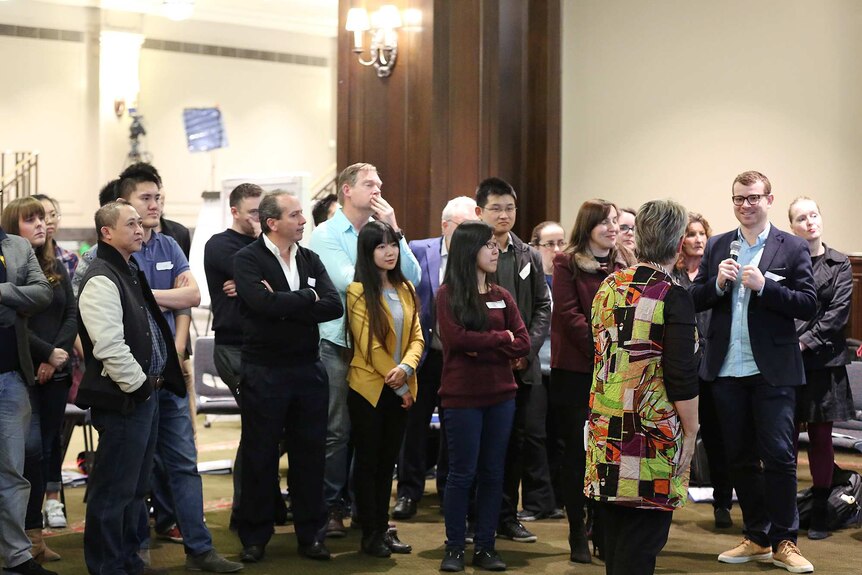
left=310, top=207, right=421, bottom=347
left=718, top=223, right=771, bottom=378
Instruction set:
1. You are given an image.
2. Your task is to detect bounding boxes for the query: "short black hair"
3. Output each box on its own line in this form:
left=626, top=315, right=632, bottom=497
left=312, top=193, right=338, bottom=226
left=117, top=163, right=162, bottom=199
left=475, top=177, right=517, bottom=208
left=99, top=179, right=120, bottom=206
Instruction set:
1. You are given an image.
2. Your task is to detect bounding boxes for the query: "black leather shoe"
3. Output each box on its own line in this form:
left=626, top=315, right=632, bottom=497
left=472, top=549, right=507, bottom=571
left=361, top=532, right=392, bottom=558
left=569, top=528, right=592, bottom=564
left=298, top=541, right=331, bottom=561
left=392, top=496, right=417, bottom=520
left=239, top=545, right=265, bottom=563
left=440, top=546, right=465, bottom=572
left=714, top=507, right=733, bottom=529
left=3, top=560, right=59, bottom=575
left=383, top=531, right=412, bottom=554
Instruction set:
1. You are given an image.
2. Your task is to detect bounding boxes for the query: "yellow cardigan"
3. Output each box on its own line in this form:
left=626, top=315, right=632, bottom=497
left=346, top=281, right=424, bottom=407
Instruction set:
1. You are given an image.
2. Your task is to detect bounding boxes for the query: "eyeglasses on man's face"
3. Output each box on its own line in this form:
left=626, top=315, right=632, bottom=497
left=537, top=240, right=566, bottom=249
left=482, top=205, right=517, bottom=215
left=619, top=225, right=635, bottom=233
left=731, top=194, right=769, bottom=206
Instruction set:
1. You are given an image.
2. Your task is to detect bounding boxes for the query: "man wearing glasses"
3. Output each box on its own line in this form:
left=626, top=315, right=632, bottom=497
left=690, top=171, right=816, bottom=574
left=475, top=178, right=552, bottom=542
left=203, top=183, right=264, bottom=528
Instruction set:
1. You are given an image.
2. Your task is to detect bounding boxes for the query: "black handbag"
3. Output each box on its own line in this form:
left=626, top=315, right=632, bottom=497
left=797, top=465, right=862, bottom=531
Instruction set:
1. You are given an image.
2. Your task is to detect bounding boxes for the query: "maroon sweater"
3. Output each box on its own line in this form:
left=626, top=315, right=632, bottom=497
left=436, top=285, right=531, bottom=408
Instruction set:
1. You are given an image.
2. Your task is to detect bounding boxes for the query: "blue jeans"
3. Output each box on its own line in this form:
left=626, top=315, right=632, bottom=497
left=85, top=393, right=158, bottom=575
left=443, top=399, right=515, bottom=550
left=145, top=388, right=212, bottom=555
left=712, top=375, right=799, bottom=547
left=320, top=340, right=351, bottom=509
left=0, top=371, right=33, bottom=568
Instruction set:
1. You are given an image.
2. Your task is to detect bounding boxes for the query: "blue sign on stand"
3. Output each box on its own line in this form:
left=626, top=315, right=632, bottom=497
left=183, top=107, right=228, bottom=152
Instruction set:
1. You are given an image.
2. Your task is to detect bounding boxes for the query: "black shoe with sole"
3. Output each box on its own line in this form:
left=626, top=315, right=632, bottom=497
left=472, top=549, right=507, bottom=571
left=239, top=545, right=265, bottom=563
left=3, top=560, right=59, bottom=575
left=393, top=497, right=417, bottom=520
left=298, top=541, right=331, bottom=560
left=496, top=520, right=537, bottom=543
left=383, top=531, right=412, bottom=554
left=714, top=507, right=733, bottom=529
left=361, top=532, right=392, bottom=558
left=440, top=546, right=465, bottom=572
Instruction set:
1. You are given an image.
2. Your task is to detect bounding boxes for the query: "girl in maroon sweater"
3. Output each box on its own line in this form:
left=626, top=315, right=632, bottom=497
left=436, top=221, right=530, bottom=572
left=550, top=199, right=631, bottom=563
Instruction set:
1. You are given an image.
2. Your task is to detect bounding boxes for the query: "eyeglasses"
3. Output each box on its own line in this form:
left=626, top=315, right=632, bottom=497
left=484, top=240, right=499, bottom=250
left=731, top=194, right=769, bottom=206
left=619, top=225, right=635, bottom=233
left=44, top=211, right=61, bottom=222
left=537, top=240, right=566, bottom=249
left=482, top=205, right=517, bottom=215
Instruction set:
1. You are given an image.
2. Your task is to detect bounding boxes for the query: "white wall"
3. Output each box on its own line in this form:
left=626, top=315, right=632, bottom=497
left=561, top=0, right=862, bottom=254
left=0, top=0, right=336, bottom=230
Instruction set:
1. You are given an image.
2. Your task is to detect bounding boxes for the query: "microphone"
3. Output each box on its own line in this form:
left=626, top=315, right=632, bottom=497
left=724, top=240, right=742, bottom=293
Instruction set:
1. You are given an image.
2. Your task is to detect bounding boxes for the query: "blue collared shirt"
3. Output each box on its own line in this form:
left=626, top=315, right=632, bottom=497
left=310, top=207, right=421, bottom=347
left=718, top=223, right=771, bottom=378
left=133, top=231, right=190, bottom=337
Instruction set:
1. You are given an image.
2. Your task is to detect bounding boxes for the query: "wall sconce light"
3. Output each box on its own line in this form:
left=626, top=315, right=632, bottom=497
left=345, top=5, right=402, bottom=78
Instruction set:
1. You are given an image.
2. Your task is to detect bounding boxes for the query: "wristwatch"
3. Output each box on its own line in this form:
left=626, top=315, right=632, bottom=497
left=393, top=229, right=404, bottom=241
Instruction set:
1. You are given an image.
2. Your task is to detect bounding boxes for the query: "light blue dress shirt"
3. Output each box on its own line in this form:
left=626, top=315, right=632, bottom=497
left=310, top=207, right=421, bottom=347
left=717, top=223, right=770, bottom=378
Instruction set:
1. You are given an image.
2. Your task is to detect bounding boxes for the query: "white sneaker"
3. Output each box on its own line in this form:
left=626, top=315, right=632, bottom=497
left=43, top=499, right=67, bottom=529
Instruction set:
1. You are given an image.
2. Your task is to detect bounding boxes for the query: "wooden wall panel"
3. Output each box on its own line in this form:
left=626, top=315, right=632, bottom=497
left=339, top=0, right=560, bottom=240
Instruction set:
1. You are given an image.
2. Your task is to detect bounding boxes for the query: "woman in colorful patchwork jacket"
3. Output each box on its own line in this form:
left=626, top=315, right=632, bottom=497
left=585, top=199, right=700, bottom=575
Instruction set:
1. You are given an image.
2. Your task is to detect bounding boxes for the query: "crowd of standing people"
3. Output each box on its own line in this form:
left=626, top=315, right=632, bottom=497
left=0, top=165, right=855, bottom=575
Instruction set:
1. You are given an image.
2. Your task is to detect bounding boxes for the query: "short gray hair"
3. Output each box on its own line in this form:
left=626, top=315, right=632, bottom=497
left=441, top=196, right=476, bottom=221
left=258, top=191, right=294, bottom=234
left=635, top=199, right=687, bottom=264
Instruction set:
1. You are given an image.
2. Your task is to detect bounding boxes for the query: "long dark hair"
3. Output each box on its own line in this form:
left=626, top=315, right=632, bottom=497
left=350, top=220, right=419, bottom=363
left=1, top=197, right=61, bottom=284
left=564, top=198, right=619, bottom=277
left=442, top=221, right=493, bottom=331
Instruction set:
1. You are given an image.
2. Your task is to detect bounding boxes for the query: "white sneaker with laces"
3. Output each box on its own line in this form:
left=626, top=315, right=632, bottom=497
left=43, top=499, right=67, bottom=529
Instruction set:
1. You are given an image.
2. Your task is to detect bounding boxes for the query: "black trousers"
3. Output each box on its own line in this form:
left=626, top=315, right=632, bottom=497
left=548, top=369, right=591, bottom=530
left=599, top=503, right=673, bottom=575
left=238, top=361, right=328, bottom=548
left=499, top=376, right=554, bottom=524
left=396, top=349, right=442, bottom=502
left=698, top=378, right=733, bottom=509
left=348, top=387, right=408, bottom=536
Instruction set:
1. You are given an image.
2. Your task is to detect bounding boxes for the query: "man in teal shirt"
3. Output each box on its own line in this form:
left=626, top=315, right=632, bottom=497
left=310, top=163, right=420, bottom=535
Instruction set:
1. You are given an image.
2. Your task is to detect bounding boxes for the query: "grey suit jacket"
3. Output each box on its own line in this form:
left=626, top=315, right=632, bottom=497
left=0, top=231, right=53, bottom=385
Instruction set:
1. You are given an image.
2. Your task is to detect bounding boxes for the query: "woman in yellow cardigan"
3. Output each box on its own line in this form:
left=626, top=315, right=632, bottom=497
left=346, top=221, right=424, bottom=558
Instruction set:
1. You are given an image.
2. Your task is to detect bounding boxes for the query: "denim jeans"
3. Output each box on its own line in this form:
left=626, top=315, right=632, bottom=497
left=24, top=377, right=69, bottom=530
left=0, top=371, right=34, bottom=568
left=443, top=399, right=515, bottom=551
left=319, top=340, right=352, bottom=509
left=85, top=393, right=158, bottom=575
left=145, top=388, right=213, bottom=555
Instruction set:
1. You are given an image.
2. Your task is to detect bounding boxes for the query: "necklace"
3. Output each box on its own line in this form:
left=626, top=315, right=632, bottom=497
left=641, top=260, right=673, bottom=277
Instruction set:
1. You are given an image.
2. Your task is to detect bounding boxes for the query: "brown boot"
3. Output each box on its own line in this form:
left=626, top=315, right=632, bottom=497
left=26, top=528, right=61, bottom=563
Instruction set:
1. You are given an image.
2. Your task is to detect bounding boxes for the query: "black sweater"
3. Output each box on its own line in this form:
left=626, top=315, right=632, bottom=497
left=29, top=262, right=77, bottom=378
left=234, top=235, right=343, bottom=366
left=204, top=229, right=255, bottom=346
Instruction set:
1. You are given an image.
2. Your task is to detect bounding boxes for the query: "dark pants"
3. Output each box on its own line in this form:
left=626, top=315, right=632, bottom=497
left=443, top=399, right=514, bottom=551
left=24, top=377, right=69, bottom=530
left=396, top=349, right=441, bottom=502
left=85, top=394, right=158, bottom=575
left=238, top=361, right=328, bottom=548
left=698, top=378, right=733, bottom=509
left=499, top=378, right=554, bottom=523
left=549, top=369, right=591, bottom=530
left=599, top=503, right=673, bottom=575
left=349, top=388, right=407, bottom=536
left=712, top=375, right=799, bottom=547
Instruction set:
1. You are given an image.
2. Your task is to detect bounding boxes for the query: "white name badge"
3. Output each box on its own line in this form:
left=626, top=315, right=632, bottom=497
left=156, top=261, right=174, bottom=271
left=764, top=271, right=785, bottom=282
left=308, top=277, right=317, bottom=287
left=486, top=300, right=506, bottom=309
left=519, top=262, right=531, bottom=280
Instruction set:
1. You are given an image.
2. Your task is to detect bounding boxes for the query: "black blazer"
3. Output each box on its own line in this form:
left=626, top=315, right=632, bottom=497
left=796, top=244, right=852, bottom=369
left=234, top=235, right=343, bottom=367
left=689, top=225, right=816, bottom=387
